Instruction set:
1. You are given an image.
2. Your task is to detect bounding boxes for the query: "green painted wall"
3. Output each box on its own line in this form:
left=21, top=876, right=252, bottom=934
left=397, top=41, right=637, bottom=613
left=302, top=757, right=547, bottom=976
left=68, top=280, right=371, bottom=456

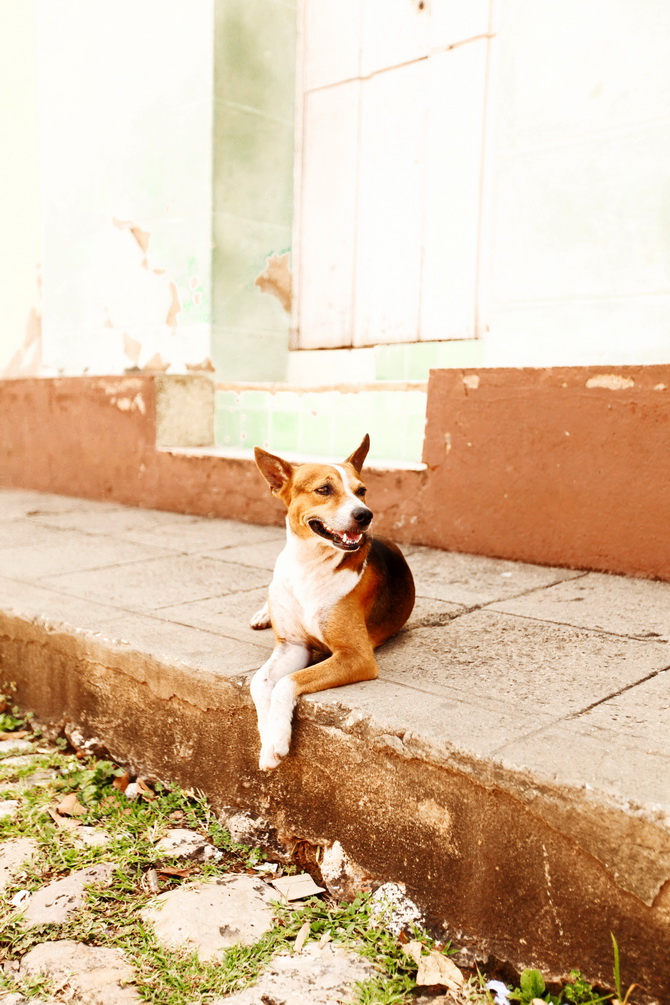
left=211, top=0, right=297, bottom=381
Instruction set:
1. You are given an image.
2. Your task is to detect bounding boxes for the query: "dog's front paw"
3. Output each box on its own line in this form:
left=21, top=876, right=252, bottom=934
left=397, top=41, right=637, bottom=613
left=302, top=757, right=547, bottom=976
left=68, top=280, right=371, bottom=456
left=250, top=602, right=271, bottom=630
left=258, top=740, right=287, bottom=771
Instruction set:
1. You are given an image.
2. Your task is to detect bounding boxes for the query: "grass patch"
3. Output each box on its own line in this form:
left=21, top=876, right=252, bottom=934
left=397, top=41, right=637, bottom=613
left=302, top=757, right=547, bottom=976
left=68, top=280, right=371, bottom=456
left=0, top=718, right=646, bottom=1005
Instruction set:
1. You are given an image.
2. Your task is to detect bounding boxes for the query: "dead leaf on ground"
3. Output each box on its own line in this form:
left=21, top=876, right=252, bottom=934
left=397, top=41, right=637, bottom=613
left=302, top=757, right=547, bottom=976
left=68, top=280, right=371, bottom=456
left=57, top=793, right=87, bottom=817
left=403, top=942, right=464, bottom=990
left=293, top=921, right=310, bottom=954
left=169, top=810, right=185, bottom=821
left=46, top=807, right=82, bottom=831
left=157, top=866, right=197, bottom=878
left=0, top=730, right=30, bottom=741
left=112, top=771, right=131, bottom=793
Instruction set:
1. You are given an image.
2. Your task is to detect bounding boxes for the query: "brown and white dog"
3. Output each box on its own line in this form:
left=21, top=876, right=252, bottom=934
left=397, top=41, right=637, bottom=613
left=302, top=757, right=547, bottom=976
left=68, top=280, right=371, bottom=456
left=249, top=434, right=415, bottom=770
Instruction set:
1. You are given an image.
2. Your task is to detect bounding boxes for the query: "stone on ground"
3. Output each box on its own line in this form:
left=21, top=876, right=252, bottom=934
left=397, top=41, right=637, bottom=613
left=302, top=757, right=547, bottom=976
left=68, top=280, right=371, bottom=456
left=21, top=939, right=140, bottom=1004
left=22, top=862, right=115, bottom=925
left=0, top=739, right=34, bottom=755
left=213, top=939, right=376, bottom=1005
left=0, top=798, right=20, bottom=820
left=74, top=826, right=111, bottom=848
left=154, top=827, right=218, bottom=859
left=0, top=837, right=38, bottom=891
left=141, top=875, right=275, bottom=960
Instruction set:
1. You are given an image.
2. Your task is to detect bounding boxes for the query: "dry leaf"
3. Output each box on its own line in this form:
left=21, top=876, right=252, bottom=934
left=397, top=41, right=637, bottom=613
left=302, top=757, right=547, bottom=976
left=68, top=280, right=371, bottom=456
left=46, top=807, right=81, bottom=831
left=293, top=921, right=310, bottom=954
left=169, top=810, right=185, bottom=821
left=57, top=793, right=87, bottom=817
left=0, top=730, right=30, bottom=741
left=404, top=943, right=464, bottom=990
left=142, top=869, right=160, bottom=894
left=402, top=941, right=424, bottom=966
left=136, top=778, right=156, bottom=800
left=157, top=866, right=196, bottom=878
left=319, top=932, right=332, bottom=947
left=112, top=771, right=131, bottom=793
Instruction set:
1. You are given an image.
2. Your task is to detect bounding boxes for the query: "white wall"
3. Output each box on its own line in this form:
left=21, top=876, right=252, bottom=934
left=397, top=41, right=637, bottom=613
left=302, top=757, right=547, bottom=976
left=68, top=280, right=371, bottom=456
left=0, top=1, right=41, bottom=377
left=484, top=0, right=670, bottom=366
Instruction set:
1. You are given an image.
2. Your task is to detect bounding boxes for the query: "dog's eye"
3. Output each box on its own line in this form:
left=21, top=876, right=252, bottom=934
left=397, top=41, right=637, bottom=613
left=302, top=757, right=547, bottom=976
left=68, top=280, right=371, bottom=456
left=355, top=487, right=367, bottom=498
left=314, top=484, right=332, bottom=496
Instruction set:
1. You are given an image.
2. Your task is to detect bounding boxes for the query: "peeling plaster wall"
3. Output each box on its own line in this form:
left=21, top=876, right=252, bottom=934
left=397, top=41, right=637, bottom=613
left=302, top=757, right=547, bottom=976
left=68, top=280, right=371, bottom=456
left=35, top=0, right=215, bottom=376
left=0, top=0, right=42, bottom=378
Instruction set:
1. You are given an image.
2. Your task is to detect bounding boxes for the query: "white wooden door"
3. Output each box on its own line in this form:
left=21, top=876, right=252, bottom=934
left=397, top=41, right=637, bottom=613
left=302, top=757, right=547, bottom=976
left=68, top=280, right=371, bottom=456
left=293, top=0, right=493, bottom=350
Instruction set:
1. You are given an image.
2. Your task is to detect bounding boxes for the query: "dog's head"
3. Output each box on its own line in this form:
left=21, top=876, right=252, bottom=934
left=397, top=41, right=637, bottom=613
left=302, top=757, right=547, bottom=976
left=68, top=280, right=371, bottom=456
left=254, top=435, right=373, bottom=552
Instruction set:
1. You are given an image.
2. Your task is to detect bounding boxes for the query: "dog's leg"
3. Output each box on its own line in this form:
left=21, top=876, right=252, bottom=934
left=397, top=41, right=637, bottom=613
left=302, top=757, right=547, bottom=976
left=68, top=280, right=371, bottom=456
left=250, top=643, right=310, bottom=767
left=249, top=598, right=271, bottom=630
left=261, top=646, right=378, bottom=771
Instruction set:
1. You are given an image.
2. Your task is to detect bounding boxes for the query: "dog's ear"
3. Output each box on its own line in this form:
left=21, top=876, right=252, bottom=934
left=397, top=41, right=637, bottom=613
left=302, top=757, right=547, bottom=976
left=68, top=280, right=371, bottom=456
left=345, top=434, right=370, bottom=474
left=254, top=447, right=294, bottom=494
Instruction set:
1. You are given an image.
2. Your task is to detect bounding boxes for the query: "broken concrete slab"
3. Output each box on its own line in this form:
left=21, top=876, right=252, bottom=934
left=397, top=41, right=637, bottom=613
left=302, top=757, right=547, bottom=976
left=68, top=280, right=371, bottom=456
left=491, top=570, right=670, bottom=641
left=141, top=876, right=276, bottom=960
left=0, top=837, right=38, bottom=891
left=20, top=939, right=140, bottom=1004
left=22, top=863, right=115, bottom=925
left=214, top=940, right=376, bottom=1005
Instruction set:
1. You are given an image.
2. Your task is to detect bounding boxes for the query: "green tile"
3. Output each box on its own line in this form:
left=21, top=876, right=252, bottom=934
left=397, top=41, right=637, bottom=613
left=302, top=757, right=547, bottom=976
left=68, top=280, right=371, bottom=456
left=241, top=390, right=272, bottom=409
left=375, top=344, right=408, bottom=380
left=240, top=408, right=270, bottom=448
left=270, top=410, right=299, bottom=452
left=216, top=405, right=241, bottom=446
left=298, top=411, right=333, bottom=455
left=216, top=389, right=240, bottom=410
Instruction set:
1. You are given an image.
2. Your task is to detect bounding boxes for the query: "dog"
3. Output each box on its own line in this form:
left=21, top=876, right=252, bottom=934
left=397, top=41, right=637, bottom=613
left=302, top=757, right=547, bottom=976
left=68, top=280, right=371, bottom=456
left=249, top=434, right=415, bottom=770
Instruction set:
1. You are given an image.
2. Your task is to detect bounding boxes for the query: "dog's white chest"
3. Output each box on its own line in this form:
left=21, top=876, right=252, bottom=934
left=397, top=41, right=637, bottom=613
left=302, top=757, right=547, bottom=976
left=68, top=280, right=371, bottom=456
left=269, top=535, right=361, bottom=645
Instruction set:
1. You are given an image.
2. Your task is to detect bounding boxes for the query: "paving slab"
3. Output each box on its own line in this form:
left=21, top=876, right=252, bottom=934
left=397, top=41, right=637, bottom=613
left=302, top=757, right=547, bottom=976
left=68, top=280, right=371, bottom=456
left=376, top=609, right=669, bottom=719
left=29, top=506, right=284, bottom=553
left=0, top=489, right=669, bottom=999
left=92, top=613, right=270, bottom=677
left=41, top=553, right=270, bottom=611
left=157, top=587, right=275, bottom=647
left=0, top=530, right=174, bottom=581
left=407, top=545, right=583, bottom=606
left=491, top=570, right=670, bottom=641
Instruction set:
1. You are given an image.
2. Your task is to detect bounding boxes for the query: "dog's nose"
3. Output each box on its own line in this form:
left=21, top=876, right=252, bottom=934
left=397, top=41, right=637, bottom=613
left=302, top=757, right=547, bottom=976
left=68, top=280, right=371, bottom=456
left=352, top=507, right=373, bottom=527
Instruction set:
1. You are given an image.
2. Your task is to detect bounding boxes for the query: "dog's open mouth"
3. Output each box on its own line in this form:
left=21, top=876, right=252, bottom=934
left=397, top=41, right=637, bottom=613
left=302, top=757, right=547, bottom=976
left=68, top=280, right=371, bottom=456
left=308, top=519, right=364, bottom=551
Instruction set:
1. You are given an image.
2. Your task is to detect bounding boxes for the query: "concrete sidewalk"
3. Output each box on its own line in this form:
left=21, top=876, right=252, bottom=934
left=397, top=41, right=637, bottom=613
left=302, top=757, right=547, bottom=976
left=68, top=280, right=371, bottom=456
left=0, top=488, right=668, bottom=999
